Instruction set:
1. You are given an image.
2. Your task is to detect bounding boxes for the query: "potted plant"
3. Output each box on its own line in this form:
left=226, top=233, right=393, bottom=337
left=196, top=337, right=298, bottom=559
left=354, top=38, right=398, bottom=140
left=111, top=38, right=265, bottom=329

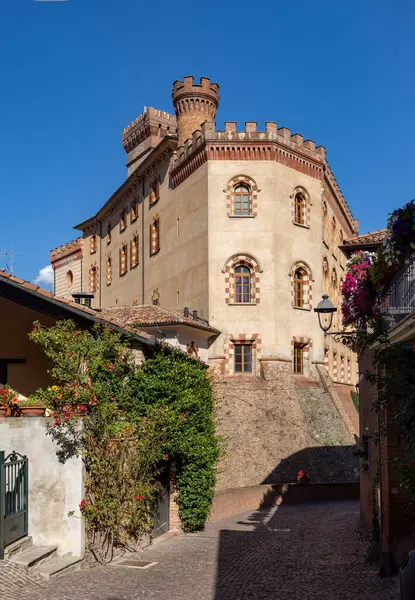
left=19, top=391, right=47, bottom=417
left=0, top=386, right=20, bottom=417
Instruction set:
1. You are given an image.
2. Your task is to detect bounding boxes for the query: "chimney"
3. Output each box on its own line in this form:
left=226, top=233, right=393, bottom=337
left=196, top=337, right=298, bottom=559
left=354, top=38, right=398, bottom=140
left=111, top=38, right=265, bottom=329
left=193, top=310, right=198, bottom=320
left=183, top=307, right=189, bottom=318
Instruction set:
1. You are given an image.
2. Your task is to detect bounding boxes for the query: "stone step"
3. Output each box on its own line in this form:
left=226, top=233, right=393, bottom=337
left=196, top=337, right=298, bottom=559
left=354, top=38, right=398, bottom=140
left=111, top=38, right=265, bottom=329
left=34, top=555, right=83, bottom=580
left=11, top=545, right=57, bottom=568
left=4, top=536, right=33, bottom=559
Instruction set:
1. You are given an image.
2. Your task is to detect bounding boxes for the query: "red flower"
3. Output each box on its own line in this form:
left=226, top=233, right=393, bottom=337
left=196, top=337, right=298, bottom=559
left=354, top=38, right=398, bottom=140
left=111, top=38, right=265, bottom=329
left=79, top=405, right=87, bottom=411
left=135, top=495, right=144, bottom=501
left=79, top=499, right=86, bottom=511
left=54, top=418, right=61, bottom=426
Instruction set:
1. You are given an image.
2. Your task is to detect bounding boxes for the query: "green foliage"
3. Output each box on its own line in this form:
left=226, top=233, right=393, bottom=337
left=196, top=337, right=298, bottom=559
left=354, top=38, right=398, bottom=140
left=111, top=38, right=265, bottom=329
left=351, top=391, right=359, bottom=412
left=119, top=347, right=220, bottom=531
left=29, top=320, right=219, bottom=560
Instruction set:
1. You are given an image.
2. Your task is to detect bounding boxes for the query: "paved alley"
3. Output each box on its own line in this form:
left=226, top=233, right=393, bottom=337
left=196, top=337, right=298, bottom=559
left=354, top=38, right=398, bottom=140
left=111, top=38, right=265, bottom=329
left=1, top=501, right=399, bottom=600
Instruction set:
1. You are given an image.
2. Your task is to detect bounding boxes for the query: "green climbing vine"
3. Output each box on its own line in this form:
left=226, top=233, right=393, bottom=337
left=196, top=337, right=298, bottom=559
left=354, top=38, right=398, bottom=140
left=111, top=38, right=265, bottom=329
left=29, top=320, right=220, bottom=562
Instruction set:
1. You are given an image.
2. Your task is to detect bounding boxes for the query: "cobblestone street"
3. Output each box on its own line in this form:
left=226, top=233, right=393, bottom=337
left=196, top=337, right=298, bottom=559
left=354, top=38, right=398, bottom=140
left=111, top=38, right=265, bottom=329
left=1, top=501, right=399, bottom=600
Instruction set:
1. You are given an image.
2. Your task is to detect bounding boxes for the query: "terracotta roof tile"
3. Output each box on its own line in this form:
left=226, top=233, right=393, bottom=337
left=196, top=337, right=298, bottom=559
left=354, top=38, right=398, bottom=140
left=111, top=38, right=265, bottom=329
left=99, top=305, right=220, bottom=334
left=0, top=270, right=153, bottom=345
left=343, top=229, right=387, bottom=247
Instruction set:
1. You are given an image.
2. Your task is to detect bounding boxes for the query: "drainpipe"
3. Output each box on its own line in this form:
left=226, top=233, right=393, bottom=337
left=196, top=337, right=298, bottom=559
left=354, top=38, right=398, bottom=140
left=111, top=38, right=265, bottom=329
left=141, top=179, right=145, bottom=305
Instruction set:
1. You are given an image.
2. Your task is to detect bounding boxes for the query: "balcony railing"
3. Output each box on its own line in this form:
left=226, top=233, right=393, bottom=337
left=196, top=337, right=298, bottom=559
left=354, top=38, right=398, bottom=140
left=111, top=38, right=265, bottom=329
left=379, top=256, right=415, bottom=331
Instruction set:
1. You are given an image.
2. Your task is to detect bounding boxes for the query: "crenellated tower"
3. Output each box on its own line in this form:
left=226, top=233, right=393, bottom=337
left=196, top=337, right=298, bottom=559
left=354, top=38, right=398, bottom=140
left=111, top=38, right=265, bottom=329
left=172, top=76, right=219, bottom=147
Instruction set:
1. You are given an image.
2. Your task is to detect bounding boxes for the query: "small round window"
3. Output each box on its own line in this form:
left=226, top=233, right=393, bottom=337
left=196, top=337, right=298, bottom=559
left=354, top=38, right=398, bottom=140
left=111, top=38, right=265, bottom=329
left=66, top=270, right=73, bottom=289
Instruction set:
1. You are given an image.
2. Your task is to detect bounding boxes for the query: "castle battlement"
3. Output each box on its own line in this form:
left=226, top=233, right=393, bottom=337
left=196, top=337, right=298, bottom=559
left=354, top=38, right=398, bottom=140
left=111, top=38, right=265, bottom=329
left=122, top=107, right=177, bottom=154
left=50, top=237, right=83, bottom=266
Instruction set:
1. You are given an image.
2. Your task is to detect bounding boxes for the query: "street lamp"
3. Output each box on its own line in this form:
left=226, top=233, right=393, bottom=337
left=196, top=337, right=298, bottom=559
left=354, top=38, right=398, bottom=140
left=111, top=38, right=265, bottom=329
left=314, top=294, right=358, bottom=349
left=314, top=294, right=337, bottom=332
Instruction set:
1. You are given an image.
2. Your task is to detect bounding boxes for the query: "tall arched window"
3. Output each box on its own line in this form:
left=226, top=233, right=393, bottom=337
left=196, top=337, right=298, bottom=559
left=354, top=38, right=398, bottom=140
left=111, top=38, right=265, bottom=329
left=294, top=269, right=305, bottom=307
left=331, top=217, right=337, bottom=248
left=323, top=202, right=328, bottom=242
left=89, top=265, right=98, bottom=293
left=233, top=184, right=251, bottom=216
left=294, top=193, right=306, bottom=225
left=106, top=257, right=112, bottom=286
left=234, top=265, right=252, bottom=303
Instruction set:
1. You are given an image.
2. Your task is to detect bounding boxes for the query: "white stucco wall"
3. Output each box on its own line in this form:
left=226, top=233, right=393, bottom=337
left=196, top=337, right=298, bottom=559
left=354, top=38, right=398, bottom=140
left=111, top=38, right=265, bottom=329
left=1, top=418, right=84, bottom=557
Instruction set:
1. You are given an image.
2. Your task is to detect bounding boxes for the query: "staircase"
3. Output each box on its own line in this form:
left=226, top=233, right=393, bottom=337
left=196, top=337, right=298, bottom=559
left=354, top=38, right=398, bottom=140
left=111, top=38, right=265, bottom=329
left=4, top=536, right=82, bottom=580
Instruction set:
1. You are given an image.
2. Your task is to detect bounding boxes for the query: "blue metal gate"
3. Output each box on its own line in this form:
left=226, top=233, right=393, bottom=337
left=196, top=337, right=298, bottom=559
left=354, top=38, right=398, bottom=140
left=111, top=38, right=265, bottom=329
left=0, top=451, right=28, bottom=559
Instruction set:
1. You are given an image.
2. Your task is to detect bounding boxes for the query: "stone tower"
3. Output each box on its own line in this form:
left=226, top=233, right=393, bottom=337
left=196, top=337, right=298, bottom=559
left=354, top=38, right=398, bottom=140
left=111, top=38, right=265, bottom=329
left=172, top=76, right=219, bottom=147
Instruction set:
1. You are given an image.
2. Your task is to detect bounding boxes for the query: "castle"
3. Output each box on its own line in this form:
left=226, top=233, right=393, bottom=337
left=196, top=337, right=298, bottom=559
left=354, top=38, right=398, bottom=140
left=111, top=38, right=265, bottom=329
left=51, top=76, right=359, bottom=487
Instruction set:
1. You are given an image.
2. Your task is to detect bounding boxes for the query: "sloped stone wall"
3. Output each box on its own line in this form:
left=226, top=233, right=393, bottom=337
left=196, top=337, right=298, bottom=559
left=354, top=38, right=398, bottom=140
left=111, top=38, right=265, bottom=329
left=214, top=361, right=358, bottom=489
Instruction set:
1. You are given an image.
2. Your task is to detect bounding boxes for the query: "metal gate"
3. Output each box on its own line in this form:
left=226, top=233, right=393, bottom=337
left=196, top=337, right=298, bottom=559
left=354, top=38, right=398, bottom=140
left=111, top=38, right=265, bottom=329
left=152, top=469, right=170, bottom=538
left=0, top=451, right=28, bottom=559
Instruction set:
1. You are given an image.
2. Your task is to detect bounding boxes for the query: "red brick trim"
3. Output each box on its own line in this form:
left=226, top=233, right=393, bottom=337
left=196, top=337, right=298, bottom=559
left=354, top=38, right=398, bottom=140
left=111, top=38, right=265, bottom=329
left=223, top=253, right=262, bottom=305
left=88, top=263, right=98, bottom=293
left=224, top=333, right=261, bottom=376
left=225, top=174, right=260, bottom=217
left=290, top=261, right=313, bottom=309
left=324, top=346, right=329, bottom=371
left=291, top=185, right=311, bottom=227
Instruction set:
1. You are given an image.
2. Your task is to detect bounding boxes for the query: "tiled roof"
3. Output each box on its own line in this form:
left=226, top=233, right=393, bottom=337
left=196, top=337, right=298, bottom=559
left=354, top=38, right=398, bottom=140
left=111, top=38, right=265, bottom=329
left=343, top=229, right=387, bottom=247
left=0, top=271, right=154, bottom=345
left=99, top=305, right=220, bottom=334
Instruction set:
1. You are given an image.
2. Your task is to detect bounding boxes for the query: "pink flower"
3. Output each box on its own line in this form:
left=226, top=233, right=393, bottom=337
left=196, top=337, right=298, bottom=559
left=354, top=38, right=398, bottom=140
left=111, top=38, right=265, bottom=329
left=79, top=499, right=86, bottom=511
left=79, top=405, right=87, bottom=411
left=135, top=495, right=144, bottom=501
left=89, top=396, right=97, bottom=406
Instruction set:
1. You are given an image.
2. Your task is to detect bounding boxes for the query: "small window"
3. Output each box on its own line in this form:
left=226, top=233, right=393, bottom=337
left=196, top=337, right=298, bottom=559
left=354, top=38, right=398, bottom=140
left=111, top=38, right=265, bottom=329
left=233, top=184, right=251, bottom=216
left=107, top=223, right=112, bottom=245
left=90, top=234, right=97, bottom=254
left=149, top=177, right=160, bottom=205
left=234, top=344, right=252, bottom=373
left=150, top=217, right=160, bottom=255
left=131, top=201, right=139, bottom=223
left=293, top=343, right=304, bottom=374
left=234, top=265, right=252, bottom=303
left=331, top=217, right=336, bottom=247
left=294, top=269, right=304, bottom=308
left=66, top=270, right=73, bottom=289
left=294, top=193, right=306, bottom=225
left=130, top=235, right=139, bottom=268
left=120, top=210, right=127, bottom=232
left=106, top=257, right=112, bottom=286
left=152, top=289, right=160, bottom=306
left=119, top=244, right=128, bottom=276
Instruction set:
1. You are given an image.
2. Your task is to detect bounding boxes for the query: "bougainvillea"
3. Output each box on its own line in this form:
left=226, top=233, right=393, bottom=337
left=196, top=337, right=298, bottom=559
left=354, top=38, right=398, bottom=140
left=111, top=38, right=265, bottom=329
left=341, top=250, right=377, bottom=326
left=383, top=199, right=415, bottom=268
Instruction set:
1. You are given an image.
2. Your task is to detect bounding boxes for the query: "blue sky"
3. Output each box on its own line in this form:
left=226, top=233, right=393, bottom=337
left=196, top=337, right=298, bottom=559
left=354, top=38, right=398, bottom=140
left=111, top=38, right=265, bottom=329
left=1, top=0, right=414, bottom=285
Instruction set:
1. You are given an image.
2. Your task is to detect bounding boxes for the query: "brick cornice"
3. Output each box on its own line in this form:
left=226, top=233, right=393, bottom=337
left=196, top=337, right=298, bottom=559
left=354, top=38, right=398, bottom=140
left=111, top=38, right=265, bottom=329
left=171, top=139, right=324, bottom=188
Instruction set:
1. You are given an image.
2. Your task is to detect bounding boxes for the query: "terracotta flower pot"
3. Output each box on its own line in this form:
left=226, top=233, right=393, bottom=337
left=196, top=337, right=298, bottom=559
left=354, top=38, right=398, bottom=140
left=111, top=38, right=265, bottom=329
left=19, top=407, right=46, bottom=417
left=0, top=407, right=7, bottom=418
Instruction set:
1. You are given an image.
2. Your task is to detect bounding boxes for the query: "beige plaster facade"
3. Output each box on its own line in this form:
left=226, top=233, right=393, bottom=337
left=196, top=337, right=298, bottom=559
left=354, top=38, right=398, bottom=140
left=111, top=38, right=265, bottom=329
left=52, top=76, right=358, bottom=387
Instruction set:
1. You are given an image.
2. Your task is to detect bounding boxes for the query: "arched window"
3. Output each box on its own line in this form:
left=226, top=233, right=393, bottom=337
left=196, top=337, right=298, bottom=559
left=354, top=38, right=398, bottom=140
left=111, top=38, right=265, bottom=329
left=233, top=184, right=251, bottom=216
left=106, top=257, right=112, bottom=286
left=107, top=223, right=112, bottom=245
left=294, top=193, right=306, bottom=225
left=119, top=244, right=128, bottom=276
left=291, top=261, right=312, bottom=310
left=234, top=265, right=252, bottom=303
left=66, top=270, right=73, bottom=289
left=130, top=234, right=139, bottom=268
left=150, top=216, right=160, bottom=255
left=331, top=217, right=337, bottom=247
left=294, top=269, right=305, bottom=307
left=226, top=175, right=259, bottom=217
left=89, top=265, right=98, bottom=293
left=90, top=234, right=97, bottom=255
left=323, top=202, right=328, bottom=242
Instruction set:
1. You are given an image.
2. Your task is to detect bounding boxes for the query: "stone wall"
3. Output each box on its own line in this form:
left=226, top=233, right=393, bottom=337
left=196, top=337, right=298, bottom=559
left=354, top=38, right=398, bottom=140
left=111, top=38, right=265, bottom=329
left=214, top=361, right=358, bottom=490
left=0, top=418, right=84, bottom=557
